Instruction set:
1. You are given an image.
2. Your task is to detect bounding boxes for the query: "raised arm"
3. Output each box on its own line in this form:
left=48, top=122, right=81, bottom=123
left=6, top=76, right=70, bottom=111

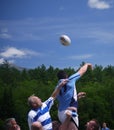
left=51, top=79, right=68, bottom=99
left=78, top=63, right=93, bottom=76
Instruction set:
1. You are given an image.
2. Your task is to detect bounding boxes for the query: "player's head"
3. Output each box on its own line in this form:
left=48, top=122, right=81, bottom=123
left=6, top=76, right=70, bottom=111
left=31, top=122, right=42, bottom=130
left=57, top=70, right=68, bottom=79
left=28, top=95, right=42, bottom=108
left=5, top=118, right=20, bottom=130
left=102, top=122, right=107, bottom=128
left=85, top=119, right=100, bottom=130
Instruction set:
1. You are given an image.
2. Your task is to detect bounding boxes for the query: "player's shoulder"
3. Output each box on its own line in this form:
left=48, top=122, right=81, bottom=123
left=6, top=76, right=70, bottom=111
left=69, top=72, right=80, bottom=80
left=28, top=109, right=36, bottom=117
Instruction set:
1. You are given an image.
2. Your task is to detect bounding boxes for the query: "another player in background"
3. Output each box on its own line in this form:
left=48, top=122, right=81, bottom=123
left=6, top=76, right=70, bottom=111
left=102, top=122, right=110, bottom=130
left=85, top=119, right=100, bottom=130
left=4, top=118, right=21, bottom=130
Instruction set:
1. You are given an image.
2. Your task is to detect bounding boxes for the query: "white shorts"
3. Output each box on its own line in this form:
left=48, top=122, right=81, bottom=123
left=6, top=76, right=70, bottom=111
left=58, top=110, right=79, bottom=127
left=58, top=110, right=66, bottom=123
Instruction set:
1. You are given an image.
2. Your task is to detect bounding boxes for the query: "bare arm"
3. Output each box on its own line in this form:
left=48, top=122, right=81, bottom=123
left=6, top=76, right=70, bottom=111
left=78, top=63, right=93, bottom=76
left=51, top=79, right=68, bottom=99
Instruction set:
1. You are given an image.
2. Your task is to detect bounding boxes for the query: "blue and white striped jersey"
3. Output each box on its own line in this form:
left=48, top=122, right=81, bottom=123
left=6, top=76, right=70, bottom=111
left=28, top=97, right=54, bottom=130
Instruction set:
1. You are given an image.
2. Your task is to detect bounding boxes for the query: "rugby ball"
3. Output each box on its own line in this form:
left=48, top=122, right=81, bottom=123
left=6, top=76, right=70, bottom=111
left=60, top=35, right=71, bottom=46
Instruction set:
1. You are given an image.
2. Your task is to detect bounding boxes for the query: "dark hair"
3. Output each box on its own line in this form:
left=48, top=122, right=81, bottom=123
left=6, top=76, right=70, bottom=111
left=57, top=70, right=68, bottom=96
left=57, top=70, right=67, bottom=79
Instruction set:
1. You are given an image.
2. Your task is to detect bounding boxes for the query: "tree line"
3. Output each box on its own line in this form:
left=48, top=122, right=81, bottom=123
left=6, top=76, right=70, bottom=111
left=0, top=61, right=114, bottom=130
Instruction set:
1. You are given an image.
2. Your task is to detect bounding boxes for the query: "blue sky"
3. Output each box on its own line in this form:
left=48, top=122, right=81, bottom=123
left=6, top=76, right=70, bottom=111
left=0, top=0, right=114, bottom=69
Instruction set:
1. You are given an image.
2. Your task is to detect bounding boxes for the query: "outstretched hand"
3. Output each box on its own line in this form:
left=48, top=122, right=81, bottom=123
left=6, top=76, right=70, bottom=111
left=87, top=63, right=93, bottom=70
left=51, top=79, right=69, bottom=99
left=59, top=79, right=69, bottom=87
left=77, top=92, right=86, bottom=99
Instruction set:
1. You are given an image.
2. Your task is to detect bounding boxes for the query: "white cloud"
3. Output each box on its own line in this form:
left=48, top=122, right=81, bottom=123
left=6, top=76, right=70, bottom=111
left=0, top=47, right=42, bottom=65
left=68, top=54, right=92, bottom=60
left=0, top=47, right=26, bottom=58
left=0, top=47, right=40, bottom=59
left=88, top=0, right=111, bottom=9
left=0, top=28, right=12, bottom=39
left=0, top=58, right=4, bottom=64
left=0, top=58, right=18, bottom=65
left=23, top=49, right=41, bottom=56
left=0, top=33, right=12, bottom=39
